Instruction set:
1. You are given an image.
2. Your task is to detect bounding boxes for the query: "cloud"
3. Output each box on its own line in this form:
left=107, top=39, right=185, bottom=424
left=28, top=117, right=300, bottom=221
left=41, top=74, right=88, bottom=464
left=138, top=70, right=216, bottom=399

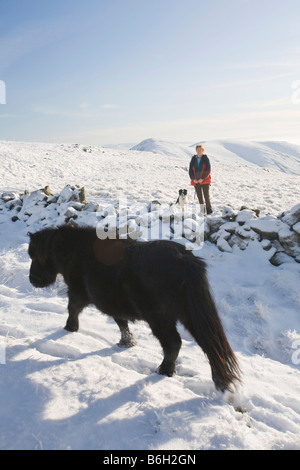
left=33, top=105, right=92, bottom=118
left=32, top=104, right=119, bottom=118
left=100, top=104, right=118, bottom=110
left=206, top=73, right=293, bottom=92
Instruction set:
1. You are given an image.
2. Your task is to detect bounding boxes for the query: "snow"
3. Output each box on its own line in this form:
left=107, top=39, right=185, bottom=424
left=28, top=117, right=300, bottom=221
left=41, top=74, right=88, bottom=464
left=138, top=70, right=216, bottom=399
left=0, top=138, right=300, bottom=450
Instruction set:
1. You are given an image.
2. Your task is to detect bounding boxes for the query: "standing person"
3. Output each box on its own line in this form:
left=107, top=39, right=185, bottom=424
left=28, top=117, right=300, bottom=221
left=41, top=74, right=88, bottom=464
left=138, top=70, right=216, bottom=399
left=189, top=144, right=213, bottom=215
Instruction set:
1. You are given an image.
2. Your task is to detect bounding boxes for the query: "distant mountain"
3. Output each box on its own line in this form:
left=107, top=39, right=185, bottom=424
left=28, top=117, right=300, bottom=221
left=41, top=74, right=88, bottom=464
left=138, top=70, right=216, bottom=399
left=131, top=138, right=300, bottom=175
left=130, top=138, right=193, bottom=159
left=201, top=140, right=300, bottom=175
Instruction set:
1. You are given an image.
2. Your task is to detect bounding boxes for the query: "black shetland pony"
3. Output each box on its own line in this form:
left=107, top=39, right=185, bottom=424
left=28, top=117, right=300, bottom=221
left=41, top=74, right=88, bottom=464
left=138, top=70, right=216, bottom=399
left=28, top=225, right=241, bottom=392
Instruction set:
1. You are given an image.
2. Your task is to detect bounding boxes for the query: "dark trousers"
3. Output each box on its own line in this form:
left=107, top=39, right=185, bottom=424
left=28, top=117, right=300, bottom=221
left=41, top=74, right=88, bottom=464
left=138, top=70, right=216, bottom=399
left=195, top=184, right=212, bottom=211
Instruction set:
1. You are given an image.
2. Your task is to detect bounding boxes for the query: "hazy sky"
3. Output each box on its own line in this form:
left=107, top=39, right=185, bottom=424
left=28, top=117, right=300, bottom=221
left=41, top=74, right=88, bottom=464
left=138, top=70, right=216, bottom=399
left=1, top=0, right=300, bottom=145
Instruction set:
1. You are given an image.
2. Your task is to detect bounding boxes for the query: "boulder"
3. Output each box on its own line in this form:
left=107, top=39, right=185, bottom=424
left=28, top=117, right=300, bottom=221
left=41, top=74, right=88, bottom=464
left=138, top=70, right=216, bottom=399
left=228, top=234, right=248, bottom=251
left=239, top=205, right=260, bottom=217
left=235, top=225, right=259, bottom=241
left=57, top=185, right=86, bottom=205
left=249, top=217, right=286, bottom=240
left=209, top=228, right=231, bottom=244
left=206, top=216, right=224, bottom=234
left=269, top=251, right=296, bottom=267
left=278, top=227, right=300, bottom=258
left=217, top=237, right=233, bottom=253
left=20, top=189, right=48, bottom=216
left=221, top=221, right=239, bottom=234
left=236, top=209, right=256, bottom=225
left=84, top=202, right=102, bottom=212
left=260, top=239, right=272, bottom=251
left=1, top=191, right=20, bottom=203
left=222, top=206, right=237, bottom=221
left=281, top=203, right=300, bottom=227
left=293, top=221, right=300, bottom=235
left=64, top=207, right=78, bottom=220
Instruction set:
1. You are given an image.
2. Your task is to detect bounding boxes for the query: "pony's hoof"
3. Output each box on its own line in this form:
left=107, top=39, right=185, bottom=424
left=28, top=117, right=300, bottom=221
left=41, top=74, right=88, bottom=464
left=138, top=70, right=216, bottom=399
left=157, top=364, right=176, bottom=377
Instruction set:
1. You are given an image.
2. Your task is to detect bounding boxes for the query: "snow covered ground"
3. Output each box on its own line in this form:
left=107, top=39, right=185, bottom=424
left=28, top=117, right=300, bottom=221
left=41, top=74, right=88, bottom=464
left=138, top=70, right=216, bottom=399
left=0, top=138, right=300, bottom=450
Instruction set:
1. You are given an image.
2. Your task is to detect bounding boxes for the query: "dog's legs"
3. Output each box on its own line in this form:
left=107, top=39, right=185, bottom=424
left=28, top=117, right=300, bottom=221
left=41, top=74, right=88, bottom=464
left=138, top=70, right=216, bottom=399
left=149, top=319, right=182, bottom=376
left=65, top=289, right=89, bottom=332
left=114, top=318, right=137, bottom=348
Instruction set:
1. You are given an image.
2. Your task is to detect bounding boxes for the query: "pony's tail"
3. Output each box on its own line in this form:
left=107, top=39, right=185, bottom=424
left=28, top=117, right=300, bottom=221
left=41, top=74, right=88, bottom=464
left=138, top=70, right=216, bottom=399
left=182, top=259, right=241, bottom=392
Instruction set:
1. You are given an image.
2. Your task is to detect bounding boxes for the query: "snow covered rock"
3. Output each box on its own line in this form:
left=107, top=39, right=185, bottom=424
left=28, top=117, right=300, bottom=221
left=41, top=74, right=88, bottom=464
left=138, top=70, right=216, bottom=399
left=235, top=225, right=259, bottom=241
left=205, top=216, right=225, bottom=234
left=281, top=203, right=300, bottom=227
left=217, top=237, right=233, bottom=253
left=19, top=189, right=48, bottom=218
left=293, top=221, right=300, bottom=235
left=57, top=185, right=86, bottom=205
left=1, top=191, right=21, bottom=204
left=227, top=234, right=249, bottom=251
left=278, top=226, right=300, bottom=258
left=249, top=217, right=286, bottom=240
left=222, top=206, right=238, bottom=221
left=236, top=209, right=256, bottom=225
left=269, top=251, right=296, bottom=266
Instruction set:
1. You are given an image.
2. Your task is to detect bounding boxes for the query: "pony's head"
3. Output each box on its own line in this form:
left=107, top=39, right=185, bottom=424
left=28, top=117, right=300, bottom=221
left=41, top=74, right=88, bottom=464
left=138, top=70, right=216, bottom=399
left=28, top=229, right=58, bottom=288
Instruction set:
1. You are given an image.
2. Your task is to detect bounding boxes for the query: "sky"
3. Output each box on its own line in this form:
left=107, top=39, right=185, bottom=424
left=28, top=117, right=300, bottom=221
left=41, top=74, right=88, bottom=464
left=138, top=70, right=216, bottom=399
left=0, top=0, right=300, bottom=146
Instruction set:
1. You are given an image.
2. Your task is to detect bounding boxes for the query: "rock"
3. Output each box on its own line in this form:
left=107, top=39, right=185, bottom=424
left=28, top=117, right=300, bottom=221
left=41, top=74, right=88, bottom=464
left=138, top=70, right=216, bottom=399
left=222, top=206, right=237, bottom=221
left=1, top=192, right=20, bottom=203
left=278, top=227, right=300, bottom=258
left=64, top=207, right=78, bottom=219
left=293, top=221, right=300, bottom=235
left=20, top=189, right=48, bottom=216
left=57, top=185, right=75, bottom=204
left=209, top=228, right=231, bottom=244
left=84, top=202, right=101, bottom=212
left=271, top=240, right=285, bottom=253
left=5, top=198, right=22, bottom=210
left=261, top=239, right=272, bottom=251
left=236, top=209, right=256, bottom=225
left=206, top=216, right=224, bottom=234
left=269, top=251, right=296, bottom=266
left=217, top=237, right=233, bottom=253
left=76, top=186, right=87, bottom=204
left=42, top=185, right=53, bottom=196
left=47, top=195, right=58, bottom=204
left=235, top=226, right=259, bottom=241
left=249, top=217, right=286, bottom=240
left=221, top=221, right=239, bottom=234
left=148, top=200, right=161, bottom=211
left=57, top=185, right=86, bottom=205
left=228, top=234, right=248, bottom=250
left=281, top=203, right=300, bottom=227
left=239, top=205, right=260, bottom=217
left=183, top=218, right=198, bottom=234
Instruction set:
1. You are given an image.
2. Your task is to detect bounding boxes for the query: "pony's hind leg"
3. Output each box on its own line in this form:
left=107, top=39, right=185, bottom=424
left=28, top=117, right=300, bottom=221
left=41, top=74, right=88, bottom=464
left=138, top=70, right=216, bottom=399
left=114, top=318, right=137, bottom=348
left=149, top=319, right=182, bottom=377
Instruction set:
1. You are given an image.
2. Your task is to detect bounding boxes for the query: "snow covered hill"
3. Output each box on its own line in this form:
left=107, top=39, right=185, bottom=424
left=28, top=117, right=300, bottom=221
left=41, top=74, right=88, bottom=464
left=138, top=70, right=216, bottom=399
left=131, top=138, right=193, bottom=160
left=205, top=140, right=300, bottom=175
left=131, top=138, right=300, bottom=176
left=0, top=138, right=300, bottom=450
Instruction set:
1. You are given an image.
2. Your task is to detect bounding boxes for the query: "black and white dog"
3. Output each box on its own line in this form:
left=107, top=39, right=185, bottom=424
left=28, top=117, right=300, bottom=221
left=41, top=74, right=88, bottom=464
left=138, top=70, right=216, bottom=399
left=176, top=189, right=188, bottom=212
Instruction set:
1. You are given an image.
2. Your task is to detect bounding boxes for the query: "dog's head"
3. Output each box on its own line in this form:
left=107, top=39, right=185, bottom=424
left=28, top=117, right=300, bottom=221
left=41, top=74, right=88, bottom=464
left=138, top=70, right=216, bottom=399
left=28, top=229, right=58, bottom=288
left=178, top=189, right=187, bottom=197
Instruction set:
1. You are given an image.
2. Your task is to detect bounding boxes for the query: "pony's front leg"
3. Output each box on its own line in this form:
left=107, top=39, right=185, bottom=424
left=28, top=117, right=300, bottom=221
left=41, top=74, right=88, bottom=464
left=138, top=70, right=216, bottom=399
left=114, top=318, right=137, bottom=348
left=65, top=289, right=89, bottom=332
